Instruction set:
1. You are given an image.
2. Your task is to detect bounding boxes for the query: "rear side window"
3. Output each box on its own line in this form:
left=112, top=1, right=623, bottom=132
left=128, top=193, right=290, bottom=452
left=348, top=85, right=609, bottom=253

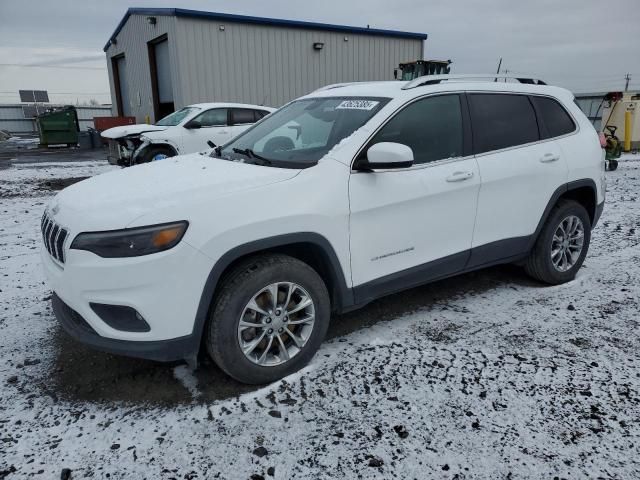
left=231, top=109, right=257, bottom=125
left=368, top=94, right=463, bottom=165
left=531, top=96, right=576, bottom=138
left=255, top=110, right=270, bottom=120
left=468, top=93, right=539, bottom=154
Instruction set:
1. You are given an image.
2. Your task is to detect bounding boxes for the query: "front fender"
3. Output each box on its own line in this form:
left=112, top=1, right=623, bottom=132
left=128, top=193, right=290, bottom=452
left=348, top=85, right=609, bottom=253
left=189, top=232, right=354, bottom=356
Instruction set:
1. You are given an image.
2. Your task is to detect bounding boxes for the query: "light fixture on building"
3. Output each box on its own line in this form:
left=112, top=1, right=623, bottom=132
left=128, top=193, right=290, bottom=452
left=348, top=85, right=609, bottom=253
left=344, top=37, right=349, bottom=42
left=147, top=16, right=157, bottom=25
left=219, top=25, right=225, bottom=31
left=313, top=42, right=324, bottom=50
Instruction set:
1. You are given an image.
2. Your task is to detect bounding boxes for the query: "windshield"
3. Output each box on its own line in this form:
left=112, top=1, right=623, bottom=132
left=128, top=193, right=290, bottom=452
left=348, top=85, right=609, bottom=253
left=155, top=107, right=200, bottom=126
left=215, top=97, right=389, bottom=168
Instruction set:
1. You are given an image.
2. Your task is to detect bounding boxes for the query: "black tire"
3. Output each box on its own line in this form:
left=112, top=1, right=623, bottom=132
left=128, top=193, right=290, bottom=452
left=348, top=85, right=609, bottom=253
left=206, top=254, right=330, bottom=384
left=525, top=199, right=591, bottom=284
left=140, top=145, right=175, bottom=164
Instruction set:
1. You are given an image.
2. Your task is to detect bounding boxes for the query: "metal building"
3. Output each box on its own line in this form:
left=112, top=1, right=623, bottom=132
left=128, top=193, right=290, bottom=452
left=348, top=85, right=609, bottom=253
left=104, top=8, right=427, bottom=122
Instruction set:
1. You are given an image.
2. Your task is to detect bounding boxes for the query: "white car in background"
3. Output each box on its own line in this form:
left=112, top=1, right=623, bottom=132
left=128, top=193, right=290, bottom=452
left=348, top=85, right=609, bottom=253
left=102, top=103, right=275, bottom=166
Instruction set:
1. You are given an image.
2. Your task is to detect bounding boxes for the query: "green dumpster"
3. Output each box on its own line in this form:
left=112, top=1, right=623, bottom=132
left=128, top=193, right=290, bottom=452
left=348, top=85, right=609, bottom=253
left=36, top=106, right=80, bottom=147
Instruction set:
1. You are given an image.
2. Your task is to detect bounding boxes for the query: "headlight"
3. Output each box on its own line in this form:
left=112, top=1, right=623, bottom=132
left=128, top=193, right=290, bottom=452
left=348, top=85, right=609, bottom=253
left=70, top=221, right=188, bottom=258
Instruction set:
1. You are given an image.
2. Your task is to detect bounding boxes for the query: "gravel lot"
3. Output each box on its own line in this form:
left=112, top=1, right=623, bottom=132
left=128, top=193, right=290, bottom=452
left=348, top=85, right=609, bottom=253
left=1, top=154, right=639, bottom=479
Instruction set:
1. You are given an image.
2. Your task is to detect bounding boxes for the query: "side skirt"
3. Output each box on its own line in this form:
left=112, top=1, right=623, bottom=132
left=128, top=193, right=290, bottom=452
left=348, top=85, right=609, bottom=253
left=351, top=236, right=532, bottom=309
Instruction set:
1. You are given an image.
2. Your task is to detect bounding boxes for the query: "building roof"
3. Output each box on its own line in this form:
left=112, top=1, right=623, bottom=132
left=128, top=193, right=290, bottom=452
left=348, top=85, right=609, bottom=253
left=103, top=7, right=428, bottom=51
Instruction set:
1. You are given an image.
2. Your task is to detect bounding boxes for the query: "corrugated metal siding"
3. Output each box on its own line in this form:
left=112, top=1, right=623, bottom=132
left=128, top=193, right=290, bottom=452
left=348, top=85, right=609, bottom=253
left=105, top=15, right=180, bottom=122
left=105, top=13, right=423, bottom=119
left=0, top=105, right=112, bottom=133
left=173, top=17, right=423, bottom=107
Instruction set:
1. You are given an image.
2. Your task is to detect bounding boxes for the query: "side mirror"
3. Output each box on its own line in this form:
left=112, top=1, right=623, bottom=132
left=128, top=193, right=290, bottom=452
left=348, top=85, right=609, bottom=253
left=184, top=120, right=202, bottom=129
left=358, top=142, right=414, bottom=170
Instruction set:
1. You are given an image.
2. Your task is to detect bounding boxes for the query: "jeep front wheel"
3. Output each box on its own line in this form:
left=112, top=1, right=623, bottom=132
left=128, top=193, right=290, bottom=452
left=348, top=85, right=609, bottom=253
left=141, top=145, right=175, bottom=163
left=207, top=254, right=330, bottom=384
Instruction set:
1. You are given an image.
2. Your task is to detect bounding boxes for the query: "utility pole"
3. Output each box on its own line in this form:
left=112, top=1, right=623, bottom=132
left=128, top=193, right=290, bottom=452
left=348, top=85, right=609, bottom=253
left=494, top=57, right=502, bottom=82
left=625, top=73, right=631, bottom=91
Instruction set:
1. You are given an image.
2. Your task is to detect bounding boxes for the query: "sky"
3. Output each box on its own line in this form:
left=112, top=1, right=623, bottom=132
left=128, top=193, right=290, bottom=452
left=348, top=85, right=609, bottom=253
left=0, top=0, right=638, bottom=105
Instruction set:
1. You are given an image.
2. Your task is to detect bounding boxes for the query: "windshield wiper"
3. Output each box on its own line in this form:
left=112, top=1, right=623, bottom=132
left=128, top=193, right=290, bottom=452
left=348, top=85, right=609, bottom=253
left=206, top=141, right=223, bottom=158
left=232, top=148, right=272, bottom=165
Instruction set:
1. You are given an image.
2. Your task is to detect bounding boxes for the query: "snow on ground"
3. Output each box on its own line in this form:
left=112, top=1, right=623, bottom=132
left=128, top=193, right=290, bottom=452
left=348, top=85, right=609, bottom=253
left=1, top=156, right=640, bottom=479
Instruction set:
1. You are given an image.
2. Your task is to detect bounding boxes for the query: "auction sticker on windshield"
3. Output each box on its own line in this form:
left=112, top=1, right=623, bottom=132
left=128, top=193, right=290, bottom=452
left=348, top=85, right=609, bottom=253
left=335, top=100, right=380, bottom=110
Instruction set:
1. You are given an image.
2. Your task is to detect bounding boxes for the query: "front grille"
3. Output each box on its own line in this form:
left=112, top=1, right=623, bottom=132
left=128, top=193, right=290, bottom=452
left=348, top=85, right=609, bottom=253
left=41, top=212, right=69, bottom=264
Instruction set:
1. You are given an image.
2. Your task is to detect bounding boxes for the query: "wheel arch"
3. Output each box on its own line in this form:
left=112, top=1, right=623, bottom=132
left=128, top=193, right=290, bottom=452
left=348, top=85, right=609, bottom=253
left=133, top=141, right=178, bottom=163
left=191, top=233, right=353, bottom=355
left=528, top=179, right=598, bottom=250
left=145, top=141, right=178, bottom=156
left=561, top=181, right=597, bottom=224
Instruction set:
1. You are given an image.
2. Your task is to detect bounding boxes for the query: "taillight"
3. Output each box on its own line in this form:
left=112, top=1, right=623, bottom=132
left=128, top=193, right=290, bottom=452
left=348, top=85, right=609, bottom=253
left=598, top=132, right=607, bottom=148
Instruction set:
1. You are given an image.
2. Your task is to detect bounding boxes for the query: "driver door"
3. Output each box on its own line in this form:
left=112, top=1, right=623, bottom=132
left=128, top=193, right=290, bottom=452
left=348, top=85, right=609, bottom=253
left=348, top=94, right=480, bottom=304
left=182, top=108, right=230, bottom=152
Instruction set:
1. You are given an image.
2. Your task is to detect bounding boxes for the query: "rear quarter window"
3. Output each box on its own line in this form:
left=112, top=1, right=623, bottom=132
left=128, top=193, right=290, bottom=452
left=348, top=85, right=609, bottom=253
left=468, top=93, right=539, bottom=154
left=531, top=96, right=576, bottom=139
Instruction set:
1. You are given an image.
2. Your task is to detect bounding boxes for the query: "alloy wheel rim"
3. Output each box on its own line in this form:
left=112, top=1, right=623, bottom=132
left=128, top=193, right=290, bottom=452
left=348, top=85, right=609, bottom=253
left=237, top=282, right=315, bottom=366
left=551, top=215, right=584, bottom=272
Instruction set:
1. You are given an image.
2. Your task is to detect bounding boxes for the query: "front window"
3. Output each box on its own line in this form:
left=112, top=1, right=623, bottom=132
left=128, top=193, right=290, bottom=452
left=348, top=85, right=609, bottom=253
left=366, top=94, right=463, bottom=164
left=215, top=97, right=389, bottom=168
left=191, top=108, right=227, bottom=127
left=155, top=106, right=199, bottom=126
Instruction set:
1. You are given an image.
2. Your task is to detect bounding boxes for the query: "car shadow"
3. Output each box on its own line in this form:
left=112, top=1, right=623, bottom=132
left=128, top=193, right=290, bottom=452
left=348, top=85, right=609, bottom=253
left=44, top=264, right=539, bottom=407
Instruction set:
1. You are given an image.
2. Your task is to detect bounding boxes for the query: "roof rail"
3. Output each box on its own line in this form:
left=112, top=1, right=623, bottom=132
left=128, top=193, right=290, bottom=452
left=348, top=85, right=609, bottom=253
left=402, top=74, right=547, bottom=90
left=313, top=82, right=365, bottom=93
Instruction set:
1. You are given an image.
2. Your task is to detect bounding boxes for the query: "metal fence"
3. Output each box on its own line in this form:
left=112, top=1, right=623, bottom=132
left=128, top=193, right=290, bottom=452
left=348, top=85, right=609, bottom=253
left=0, top=104, right=113, bottom=134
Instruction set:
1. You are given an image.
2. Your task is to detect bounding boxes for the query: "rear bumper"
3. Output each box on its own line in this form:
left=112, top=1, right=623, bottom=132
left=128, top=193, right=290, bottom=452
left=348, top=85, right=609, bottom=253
left=593, top=201, right=605, bottom=228
left=52, top=293, right=198, bottom=362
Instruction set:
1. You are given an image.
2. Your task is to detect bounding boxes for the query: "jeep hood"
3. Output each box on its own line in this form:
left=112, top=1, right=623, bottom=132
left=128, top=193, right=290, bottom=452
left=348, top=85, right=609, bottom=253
left=51, top=154, right=300, bottom=231
left=101, top=124, right=168, bottom=139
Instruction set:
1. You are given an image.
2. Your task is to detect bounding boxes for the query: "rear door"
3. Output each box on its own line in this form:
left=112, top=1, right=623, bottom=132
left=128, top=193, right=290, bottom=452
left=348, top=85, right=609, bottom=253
left=467, top=92, right=568, bottom=267
left=229, top=108, right=261, bottom=139
left=349, top=94, right=480, bottom=303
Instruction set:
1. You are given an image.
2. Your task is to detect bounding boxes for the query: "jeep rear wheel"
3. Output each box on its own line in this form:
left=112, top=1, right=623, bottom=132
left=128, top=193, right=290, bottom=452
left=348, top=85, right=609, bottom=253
left=207, top=254, right=330, bottom=384
left=525, top=199, right=591, bottom=284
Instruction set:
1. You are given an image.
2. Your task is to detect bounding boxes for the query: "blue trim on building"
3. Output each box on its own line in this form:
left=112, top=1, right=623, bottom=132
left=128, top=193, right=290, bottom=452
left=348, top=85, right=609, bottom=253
left=103, top=7, right=428, bottom=51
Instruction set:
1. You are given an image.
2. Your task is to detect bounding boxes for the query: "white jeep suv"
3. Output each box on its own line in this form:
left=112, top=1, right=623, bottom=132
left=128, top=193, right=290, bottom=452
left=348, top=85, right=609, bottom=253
left=42, top=75, right=605, bottom=384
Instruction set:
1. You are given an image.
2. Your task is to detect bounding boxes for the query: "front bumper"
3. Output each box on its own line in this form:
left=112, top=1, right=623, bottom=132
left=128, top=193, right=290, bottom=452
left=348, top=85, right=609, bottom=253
left=52, top=293, right=196, bottom=362
left=42, top=239, right=213, bottom=362
left=107, top=140, right=125, bottom=165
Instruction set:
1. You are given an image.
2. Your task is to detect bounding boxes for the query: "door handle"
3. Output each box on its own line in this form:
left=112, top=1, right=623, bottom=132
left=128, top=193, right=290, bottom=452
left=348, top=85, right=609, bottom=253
left=540, top=153, right=560, bottom=163
left=446, top=171, right=474, bottom=182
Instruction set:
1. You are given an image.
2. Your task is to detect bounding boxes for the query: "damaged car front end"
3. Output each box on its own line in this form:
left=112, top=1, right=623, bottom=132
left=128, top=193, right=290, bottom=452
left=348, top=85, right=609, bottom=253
left=106, top=134, right=149, bottom=166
